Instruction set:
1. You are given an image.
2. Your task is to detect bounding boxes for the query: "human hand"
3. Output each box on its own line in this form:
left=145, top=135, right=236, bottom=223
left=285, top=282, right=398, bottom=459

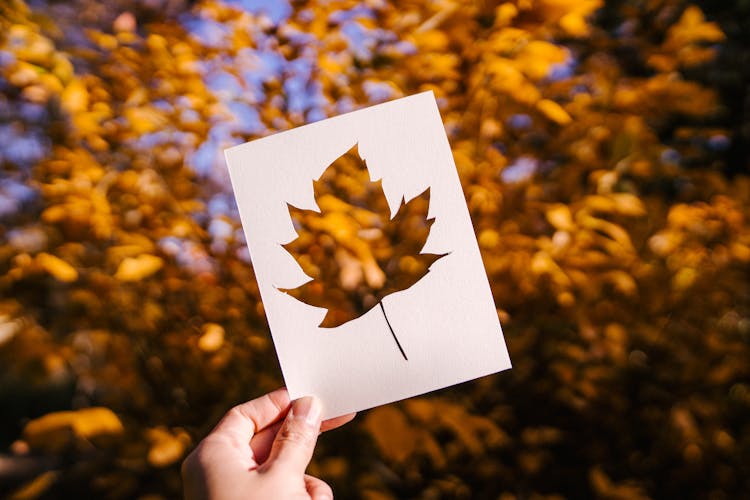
left=182, top=388, right=355, bottom=500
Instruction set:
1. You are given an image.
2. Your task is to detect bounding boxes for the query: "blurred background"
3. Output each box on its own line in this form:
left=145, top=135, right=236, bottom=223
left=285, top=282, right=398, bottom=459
left=1, top=0, right=748, bottom=498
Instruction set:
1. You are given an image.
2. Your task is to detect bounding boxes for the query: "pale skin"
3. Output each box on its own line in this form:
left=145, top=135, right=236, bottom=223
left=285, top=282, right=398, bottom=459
left=182, top=388, right=355, bottom=500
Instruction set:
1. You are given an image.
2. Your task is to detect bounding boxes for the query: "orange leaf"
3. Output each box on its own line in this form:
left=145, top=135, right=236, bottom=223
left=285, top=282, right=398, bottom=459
left=36, top=253, right=78, bottom=282
left=114, top=254, right=164, bottom=282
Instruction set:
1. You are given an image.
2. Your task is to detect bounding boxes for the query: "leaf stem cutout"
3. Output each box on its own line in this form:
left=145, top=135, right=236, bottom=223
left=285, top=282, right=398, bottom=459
left=280, top=143, right=446, bottom=360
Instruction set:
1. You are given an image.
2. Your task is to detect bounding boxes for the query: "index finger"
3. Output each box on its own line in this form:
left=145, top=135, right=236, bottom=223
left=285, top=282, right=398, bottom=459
left=212, top=388, right=291, bottom=442
left=250, top=412, right=357, bottom=464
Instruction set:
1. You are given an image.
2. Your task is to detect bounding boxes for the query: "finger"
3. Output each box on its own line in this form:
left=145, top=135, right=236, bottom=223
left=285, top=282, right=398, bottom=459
left=249, top=421, right=282, bottom=464
left=305, top=474, right=333, bottom=500
left=212, top=388, right=290, bottom=444
left=321, top=412, right=356, bottom=432
left=251, top=412, right=356, bottom=464
left=262, top=396, right=322, bottom=474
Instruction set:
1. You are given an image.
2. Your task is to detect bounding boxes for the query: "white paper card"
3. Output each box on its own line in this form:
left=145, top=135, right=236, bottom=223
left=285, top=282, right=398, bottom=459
left=225, top=91, right=511, bottom=418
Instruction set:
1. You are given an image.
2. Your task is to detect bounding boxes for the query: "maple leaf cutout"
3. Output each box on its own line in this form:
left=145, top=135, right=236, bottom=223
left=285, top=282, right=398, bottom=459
left=280, top=143, right=446, bottom=358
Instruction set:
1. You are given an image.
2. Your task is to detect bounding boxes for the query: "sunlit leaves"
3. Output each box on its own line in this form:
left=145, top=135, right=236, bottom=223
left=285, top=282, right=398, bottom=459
left=0, top=0, right=747, bottom=498
left=648, top=6, right=726, bottom=71
left=280, top=144, right=444, bottom=328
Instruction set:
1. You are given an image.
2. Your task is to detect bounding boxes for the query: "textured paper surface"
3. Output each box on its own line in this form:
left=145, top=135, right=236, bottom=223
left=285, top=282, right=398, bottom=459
left=225, top=91, right=511, bottom=418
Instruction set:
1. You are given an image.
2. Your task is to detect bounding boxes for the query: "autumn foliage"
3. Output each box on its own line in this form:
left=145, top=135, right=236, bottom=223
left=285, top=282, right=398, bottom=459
left=281, top=143, right=444, bottom=329
left=0, top=0, right=748, bottom=499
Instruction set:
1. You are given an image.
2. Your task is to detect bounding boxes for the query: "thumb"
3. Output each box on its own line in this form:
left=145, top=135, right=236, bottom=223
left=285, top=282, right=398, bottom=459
left=263, top=396, right=323, bottom=474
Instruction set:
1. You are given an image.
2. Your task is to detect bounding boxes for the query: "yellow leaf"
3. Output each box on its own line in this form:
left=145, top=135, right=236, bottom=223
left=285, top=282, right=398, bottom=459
left=531, top=251, right=571, bottom=287
left=577, top=214, right=635, bottom=252
left=478, top=229, right=501, bottom=249
left=8, top=471, right=59, bottom=500
left=672, top=267, right=698, bottom=291
left=583, top=194, right=646, bottom=217
left=23, top=407, right=124, bottom=453
left=546, top=204, right=575, bottom=231
left=412, top=30, right=449, bottom=51
left=8, top=24, right=55, bottom=66
left=146, top=33, right=168, bottom=51
left=106, top=245, right=151, bottom=265
left=537, top=99, right=572, bottom=125
left=52, top=53, right=74, bottom=84
left=36, top=253, right=78, bottom=282
left=487, top=28, right=529, bottom=55
left=648, top=232, right=681, bottom=257
left=610, top=193, right=647, bottom=217
left=559, top=13, right=589, bottom=37
left=114, top=254, right=164, bottom=281
left=668, top=6, right=725, bottom=46
left=61, top=80, right=89, bottom=114
left=124, top=107, right=168, bottom=134
left=517, top=41, right=567, bottom=80
left=146, top=427, right=191, bottom=468
left=494, top=3, right=518, bottom=27
left=603, top=270, right=638, bottom=297
left=646, top=54, right=676, bottom=73
left=38, top=73, right=64, bottom=94
left=8, top=61, right=40, bottom=87
left=198, top=323, right=225, bottom=352
left=730, top=243, right=750, bottom=262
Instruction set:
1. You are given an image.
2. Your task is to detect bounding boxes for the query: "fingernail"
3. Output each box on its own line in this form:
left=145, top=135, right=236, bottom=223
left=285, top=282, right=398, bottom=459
left=291, top=396, right=322, bottom=426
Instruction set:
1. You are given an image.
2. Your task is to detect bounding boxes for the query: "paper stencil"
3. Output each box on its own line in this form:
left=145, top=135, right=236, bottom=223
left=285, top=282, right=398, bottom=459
left=225, top=91, right=511, bottom=418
